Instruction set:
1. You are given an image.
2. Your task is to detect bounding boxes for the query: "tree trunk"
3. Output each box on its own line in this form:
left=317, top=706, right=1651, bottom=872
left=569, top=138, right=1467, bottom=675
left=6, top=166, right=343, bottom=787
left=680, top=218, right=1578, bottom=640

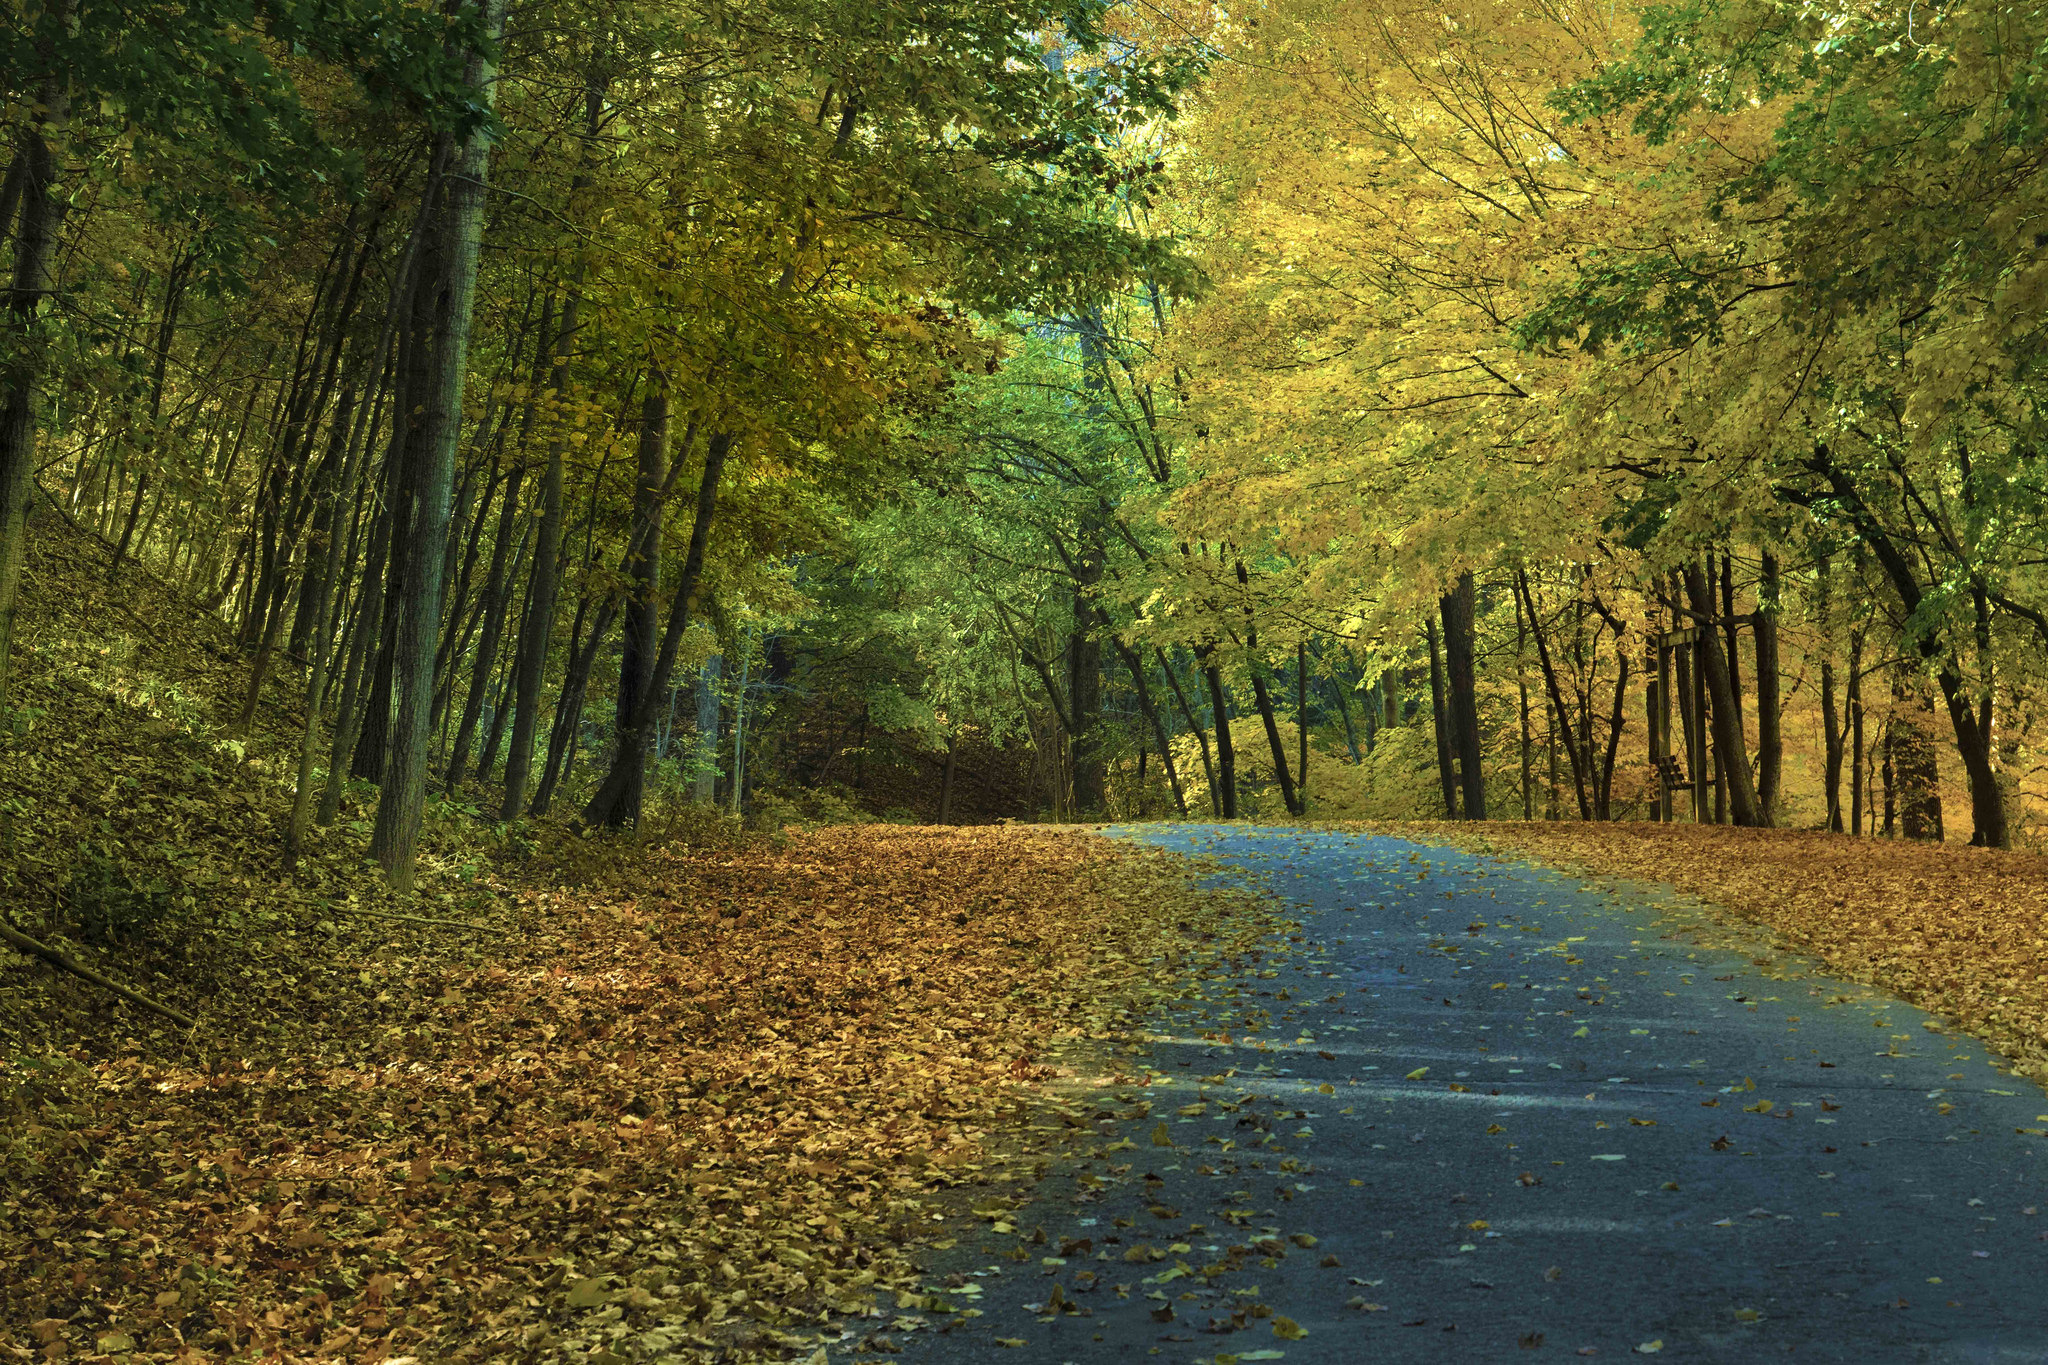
left=500, top=314, right=571, bottom=816
left=1329, top=671, right=1361, bottom=763
left=1818, top=555, right=1844, bottom=833
left=370, top=0, right=507, bottom=892
left=1682, top=561, right=1765, bottom=827
left=1202, top=657, right=1238, bottom=819
left=0, top=39, right=70, bottom=714
left=1112, top=635, right=1186, bottom=817
left=1892, top=676, right=1943, bottom=841
left=1808, top=452, right=2006, bottom=847
left=1159, top=647, right=1218, bottom=816
left=1296, top=641, right=1309, bottom=805
left=1426, top=618, right=1458, bottom=818
left=531, top=594, right=615, bottom=816
left=447, top=468, right=524, bottom=785
left=1755, top=550, right=1783, bottom=822
left=1848, top=626, right=1865, bottom=836
left=1516, top=592, right=1533, bottom=819
left=1068, top=589, right=1105, bottom=814
left=1441, top=572, right=1486, bottom=819
left=1248, top=664, right=1300, bottom=817
left=937, top=734, right=958, bottom=824
left=579, top=432, right=730, bottom=829
left=1515, top=570, right=1593, bottom=821
left=605, top=384, right=669, bottom=822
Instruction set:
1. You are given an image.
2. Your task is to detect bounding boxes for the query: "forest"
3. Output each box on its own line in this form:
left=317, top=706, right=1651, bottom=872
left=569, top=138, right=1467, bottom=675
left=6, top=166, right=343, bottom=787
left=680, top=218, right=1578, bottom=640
left=2, top=0, right=2044, bottom=855
left=6, top=0, right=2048, bottom=1359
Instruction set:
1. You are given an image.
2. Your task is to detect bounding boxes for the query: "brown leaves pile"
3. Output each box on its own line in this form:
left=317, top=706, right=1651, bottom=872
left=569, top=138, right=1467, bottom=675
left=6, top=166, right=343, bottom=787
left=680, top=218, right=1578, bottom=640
left=1381, top=822, right=2048, bottom=1078
left=2, top=826, right=1228, bottom=1363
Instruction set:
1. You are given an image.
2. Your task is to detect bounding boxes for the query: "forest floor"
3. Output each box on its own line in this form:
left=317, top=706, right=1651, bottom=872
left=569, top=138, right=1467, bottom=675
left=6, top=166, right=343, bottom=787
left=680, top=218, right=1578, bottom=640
left=1, top=820, right=1276, bottom=1365
left=0, top=516, right=1287, bottom=1363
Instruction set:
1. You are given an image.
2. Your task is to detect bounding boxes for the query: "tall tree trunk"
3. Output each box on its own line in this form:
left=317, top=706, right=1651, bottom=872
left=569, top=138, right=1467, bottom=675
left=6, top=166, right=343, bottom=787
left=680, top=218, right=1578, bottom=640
left=1329, top=671, right=1361, bottom=763
left=110, top=257, right=188, bottom=574
left=1892, top=675, right=1944, bottom=841
left=1441, top=572, right=1486, bottom=820
left=501, top=301, right=571, bottom=818
left=1111, top=635, right=1186, bottom=817
left=285, top=373, right=380, bottom=866
left=1848, top=624, right=1866, bottom=836
left=1426, top=618, right=1458, bottom=818
left=1755, top=550, right=1783, bottom=822
left=937, top=734, right=958, bottom=824
left=1682, top=561, right=1764, bottom=827
left=531, top=594, right=616, bottom=816
left=605, top=384, right=669, bottom=822
left=1516, top=593, right=1533, bottom=819
left=1202, top=657, right=1238, bottom=819
left=1068, top=583, right=1106, bottom=814
left=1818, top=555, right=1844, bottom=833
left=580, top=433, right=730, bottom=829
left=1159, top=647, right=1218, bottom=816
left=447, top=468, right=525, bottom=785
left=0, top=34, right=70, bottom=714
left=1808, top=452, right=2007, bottom=847
left=370, top=0, right=508, bottom=892
left=1296, top=641, right=1309, bottom=806
left=1515, top=570, right=1593, bottom=821
left=1248, top=666, right=1300, bottom=817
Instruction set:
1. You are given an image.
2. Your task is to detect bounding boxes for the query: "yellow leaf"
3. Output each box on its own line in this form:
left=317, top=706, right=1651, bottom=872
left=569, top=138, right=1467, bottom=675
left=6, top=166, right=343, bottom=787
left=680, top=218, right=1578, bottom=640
left=1404, top=1067, right=1429, bottom=1081
left=1273, top=1315, right=1309, bottom=1340
left=1151, top=1122, right=1173, bottom=1147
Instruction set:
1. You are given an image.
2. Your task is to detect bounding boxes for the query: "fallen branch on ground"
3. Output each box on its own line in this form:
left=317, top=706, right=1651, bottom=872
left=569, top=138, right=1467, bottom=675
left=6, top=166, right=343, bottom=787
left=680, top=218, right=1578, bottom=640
left=0, top=917, right=199, bottom=1027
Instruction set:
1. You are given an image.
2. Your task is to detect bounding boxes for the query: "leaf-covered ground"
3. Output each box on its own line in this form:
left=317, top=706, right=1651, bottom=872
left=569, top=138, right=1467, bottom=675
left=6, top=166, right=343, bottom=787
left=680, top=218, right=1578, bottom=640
left=1364, top=821, right=2048, bottom=1082
left=1, top=824, right=1278, bottom=1363
left=0, top=521, right=1288, bottom=1363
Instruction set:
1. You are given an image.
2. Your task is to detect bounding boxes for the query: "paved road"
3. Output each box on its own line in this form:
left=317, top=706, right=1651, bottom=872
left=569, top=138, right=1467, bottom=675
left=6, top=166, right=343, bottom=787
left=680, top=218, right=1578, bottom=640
left=868, top=826, right=2048, bottom=1364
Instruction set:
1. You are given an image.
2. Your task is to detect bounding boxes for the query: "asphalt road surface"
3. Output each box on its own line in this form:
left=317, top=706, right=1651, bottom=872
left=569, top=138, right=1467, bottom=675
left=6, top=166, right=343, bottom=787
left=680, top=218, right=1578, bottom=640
left=869, top=825, right=2048, bottom=1365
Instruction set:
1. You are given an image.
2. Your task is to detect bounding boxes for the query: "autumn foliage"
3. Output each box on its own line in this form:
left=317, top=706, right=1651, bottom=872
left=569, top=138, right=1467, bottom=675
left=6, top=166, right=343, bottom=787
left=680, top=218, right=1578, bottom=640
left=1, top=824, right=1247, bottom=1362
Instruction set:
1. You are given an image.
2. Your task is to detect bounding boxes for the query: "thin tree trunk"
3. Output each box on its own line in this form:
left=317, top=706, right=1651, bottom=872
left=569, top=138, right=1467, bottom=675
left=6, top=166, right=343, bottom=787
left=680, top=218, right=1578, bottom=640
left=1426, top=618, right=1457, bottom=818
left=370, top=0, right=507, bottom=891
left=1159, top=647, right=1218, bottom=816
left=1329, top=669, right=1361, bottom=763
left=1111, top=635, right=1186, bottom=817
left=1201, top=655, right=1237, bottom=819
left=447, top=468, right=525, bottom=785
left=1755, top=550, right=1783, bottom=822
left=1296, top=641, right=1309, bottom=806
left=580, top=433, right=731, bottom=828
left=1848, top=624, right=1865, bottom=836
left=936, top=733, right=958, bottom=824
left=1818, top=555, right=1844, bottom=833
left=1682, top=560, right=1764, bottom=827
left=500, top=301, right=571, bottom=818
left=603, top=383, right=669, bottom=822
left=1515, top=570, right=1593, bottom=821
left=1515, top=591, right=1533, bottom=819
left=1248, top=667, right=1300, bottom=817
